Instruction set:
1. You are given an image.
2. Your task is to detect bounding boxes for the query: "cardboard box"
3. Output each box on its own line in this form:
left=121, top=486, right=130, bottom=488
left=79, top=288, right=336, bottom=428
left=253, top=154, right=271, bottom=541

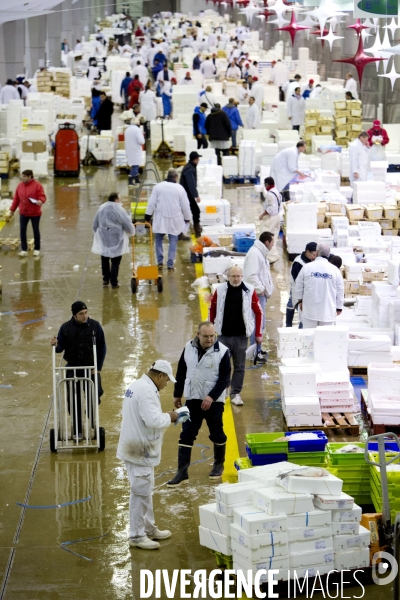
left=346, top=206, right=364, bottom=220
left=365, top=205, right=383, bottom=220
left=379, top=219, right=393, bottom=230
left=362, top=269, right=385, bottom=282
left=359, top=283, right=372, bottom=295
left=334, top=101, right=347, bottom=110
left=336, top=129, right=348, bottom=139
left=383, top=205, right=400, bottom=219
left=383, top=229, right=399, bottom=236
left=22, top=141, right=46, bottom=153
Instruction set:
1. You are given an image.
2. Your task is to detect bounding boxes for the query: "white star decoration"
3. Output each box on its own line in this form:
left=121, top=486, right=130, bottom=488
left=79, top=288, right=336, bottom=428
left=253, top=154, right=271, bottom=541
left=380, top=28, right=394, bottom=73
left=365, top=29, right=385, bottom=72
left=378, top=62, right=400, bottom=90
left=268, top=0, right=289, bottom=28
left=239, top=0, right=261, bottom=25
left=308, top=0, right=346, bottom=35
left=384, top=17, right=399, bottom=37
left=318, top=24, right=344, bottom=51
left=381, top=42, right=400, bottom=55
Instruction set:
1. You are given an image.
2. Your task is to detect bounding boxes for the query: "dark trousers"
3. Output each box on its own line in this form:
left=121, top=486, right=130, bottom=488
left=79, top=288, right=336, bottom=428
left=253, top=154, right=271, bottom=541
left=197, top=134, right=208, bottom=149
left=217, top=335, right=248, bottom=397
left=279, top=86, right=284, bottom=102
left=20, top=215, right=41, bottom=251
left=101, top=255, right=122, bottom=286
left=215, top=148, right=229, bottom=165
left=66, top=370, right=103, bottom=435
left=292, top=125, right=300, bottom=131
left=189, top=196, right=200, bottom=225
left=179, top=399, right=227, bottom=446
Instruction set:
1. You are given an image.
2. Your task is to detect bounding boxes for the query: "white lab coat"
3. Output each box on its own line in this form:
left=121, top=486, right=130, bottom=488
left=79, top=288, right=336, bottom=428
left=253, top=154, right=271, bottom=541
left=287, top=94, right=305, bottom=127
left=1, top=85, right=19, bottom=104
left=27, top=83, right=38, bottom=94
left=260, top=186, right=282, bottom=262
left=208, top=33, right=217, bottom=47
left=125, top=124, right=145, bottom=166
left=120, top=44, right=134, bottom=55
left=116, top=374, right=171, bottom=467
left=246, top=103, right=261, bottom=129
left=146, top=180, right=192, bottom=235
left=237, top=86, right=249, bottom=103
left=156, top=69, right=175, bottom=82
left=345, top=77, right=358, bottom=99
left=282, top=80, right=301, bottom=99
left=349, top=138, right=369, bottom=185
left=226, top=65, right=241, bottom=79
left=295, top=257, right=344, bottom=324
left=132, top=64, right=149, bottom=87
left=250, top=82, right=264, bottom=109
left=270, top=146, right=300, bottom=192
left=269, top=62, right=289, bottom=87
left=75, top=42, right=82, bottom=53
left=92, top=201, right=135, bottom=257
left=309, top=86, right=322, bottom=99
left=200, top=60, right=216, bottom=78
left=243, top=240, right=274, bottom=297
left=179, top=78, right=195, bottom=85
left=87, top=66, right=100, bottom=81
left=199, top=90, right=216, bottom=109
left=139, top=89, right=157, bottom=121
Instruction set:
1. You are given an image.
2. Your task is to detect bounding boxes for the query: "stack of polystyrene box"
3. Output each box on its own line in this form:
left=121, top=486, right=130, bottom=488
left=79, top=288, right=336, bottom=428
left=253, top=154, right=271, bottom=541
left=321, top=152, right=341, bottom=171
left=371, top=281, right=397, bottom=328
left=348, top=333, right=392, bottom=367
left=368, top=364, right=400, bottom=424
left=352, top=181, right=386, bottom=203
left=277, top=328, right=301, bottom=359
left=260, top=143, right=278, bottom=166
left=313, top=326, right=349, bottom=373
left=222, top=155, right=238, bottom=178
left=7, top=101, right=23, bottom=137
left=284, top=203, right=318, bottom=232
left=316, top=370, right=354, bottom=412
left=314, top=494, right=370, bottom=570
left=238, top=140, right=256, bottom=177
left=280, top=365, right=322, bottom=427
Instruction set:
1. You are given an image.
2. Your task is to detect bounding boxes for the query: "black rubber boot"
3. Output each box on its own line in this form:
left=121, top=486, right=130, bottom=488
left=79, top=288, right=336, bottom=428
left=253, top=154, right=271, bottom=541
left=178, top=233, right=190, bottom=241
left=167, top=446, right=192, bottom=487
left=286, top=308, right=294, bottom=328
left=209, top=444, right=226, bottom=480
left=193, top=223, right=202, bottom=237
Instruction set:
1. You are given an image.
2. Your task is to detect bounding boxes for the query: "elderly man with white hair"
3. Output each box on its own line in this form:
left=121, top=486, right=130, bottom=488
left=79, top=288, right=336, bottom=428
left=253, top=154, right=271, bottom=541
left=295, top=244, right=344, bottom=329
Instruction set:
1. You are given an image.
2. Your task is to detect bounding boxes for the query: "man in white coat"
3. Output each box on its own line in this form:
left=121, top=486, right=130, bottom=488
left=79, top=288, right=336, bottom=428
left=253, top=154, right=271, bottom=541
left=259, top=176, right=282, bottom=263
left=250, top=77, right=264, bottom=109
left=344, top=72, right=358, bottom=99
left=1, top=79, right=20, bottom=104
left=243, top=232, right=275, bottom=360
left=246, top=97, right=261, bottom=129
left=282, top=74, right=301, bottom=101
left=132, top=61, right=149, bottom=88
left=200, top=57, right=217, bottom=79
left=125, top=117, right=145, bottom=186
left=349, top=132, right=370, bottom=186
left=145, top=169, right=192, bottom=271
left=268, top=59, right=289, bottom=101
left=270, top=141, right=307, bottom=198
left=92, top=193, right=135, bottom=288
left=287, top=87, right=305, bottom=131
left=117, top=360, right=178, bottom=550
left=139, top=85, right=158, bottom=138
left=295, top=244, right=344, bottom=329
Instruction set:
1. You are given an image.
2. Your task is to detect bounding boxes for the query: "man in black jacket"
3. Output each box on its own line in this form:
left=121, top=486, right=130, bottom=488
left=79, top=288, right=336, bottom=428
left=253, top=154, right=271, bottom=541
left=95, top=92, right=114, bottom=131
left=50, top=301, right=106, bottom=438
left=205, top=104, right=232, bottom=165
left=180, top=151, right=202, bottom=237
left=286, top=242, right=317, bottom=327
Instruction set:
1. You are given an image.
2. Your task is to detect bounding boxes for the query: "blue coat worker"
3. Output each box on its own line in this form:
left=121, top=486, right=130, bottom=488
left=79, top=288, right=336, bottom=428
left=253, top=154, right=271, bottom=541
left=120, top=72, right=133, bottom=108
left=223, top=99, right=244, bottom=148
left=193, top=103, right=208, bottom=150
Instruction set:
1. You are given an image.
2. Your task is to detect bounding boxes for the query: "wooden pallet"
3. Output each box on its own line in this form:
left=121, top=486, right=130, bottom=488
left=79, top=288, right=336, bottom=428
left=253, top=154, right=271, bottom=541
left=284, top=413, right=359, bottom=437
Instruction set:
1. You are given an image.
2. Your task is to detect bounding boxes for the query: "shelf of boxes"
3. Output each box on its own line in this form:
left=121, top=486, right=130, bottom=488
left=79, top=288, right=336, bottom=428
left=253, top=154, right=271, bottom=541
left=52, top=71, right=71, bottom=98
left=303, top=110, right=333, bottom=154
left=0, top=151, right=10, bottom=176
left=334, top=99, right=362, bottom=149
left=36, top=71, right=54, bottom=93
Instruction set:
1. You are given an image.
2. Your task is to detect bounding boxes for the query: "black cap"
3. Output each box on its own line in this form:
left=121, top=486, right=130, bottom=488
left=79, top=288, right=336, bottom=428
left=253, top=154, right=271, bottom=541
left=189, top=151, right=202, bottom=160
left=305, top=242, right=317, bottom=252
left=71, top=300, right=88, bottom=315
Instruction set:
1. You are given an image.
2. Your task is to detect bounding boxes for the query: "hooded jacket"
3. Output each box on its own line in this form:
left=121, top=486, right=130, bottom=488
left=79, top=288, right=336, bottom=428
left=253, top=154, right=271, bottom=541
left=193, top=106, right=207, bottom=136
left=205, top=109, right=232, bottom=141
left=222, top=103, right=244, bottom=131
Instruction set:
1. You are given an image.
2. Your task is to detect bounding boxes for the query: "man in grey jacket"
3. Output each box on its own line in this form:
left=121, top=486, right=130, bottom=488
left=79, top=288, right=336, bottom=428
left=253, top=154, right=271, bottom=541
left=243, top=232, right=275, bottom=358
left=167, top=321, right=231, bottom=487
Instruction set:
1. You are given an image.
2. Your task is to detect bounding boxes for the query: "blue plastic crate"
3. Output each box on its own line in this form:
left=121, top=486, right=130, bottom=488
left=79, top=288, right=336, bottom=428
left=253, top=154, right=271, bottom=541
left=234, top=238, right=255, bottom=253
left=285, top=431, right=328, bottom=453
left=368, top=440, right=400, bottom=452
left=246, top=445, right=287, bottom=465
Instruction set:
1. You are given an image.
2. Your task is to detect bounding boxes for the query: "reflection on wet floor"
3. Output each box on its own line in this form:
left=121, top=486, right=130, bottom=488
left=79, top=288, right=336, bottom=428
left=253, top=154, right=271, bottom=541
left=0, top=165, right=377, bottom=599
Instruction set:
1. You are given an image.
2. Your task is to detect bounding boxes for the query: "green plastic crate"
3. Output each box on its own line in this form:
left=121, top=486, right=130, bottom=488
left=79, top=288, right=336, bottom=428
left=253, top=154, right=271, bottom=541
left=131, top=201, right=148, bottom=218
left=235, top=457, right=252, bottom=470
left=369, top=452, right=400, bottom=485
left=210, top=550, right=233, bottom=569
left=353, top=494, right=372, bottom=505
left=329, top=467, right=369, bottom=482
left=290, top=451, right=327, bottom=466
left=245, top=432, right=288, bottom=455
left=327, top=442, right=366, bottom=465
left=371, top=469, right=400, bottom=500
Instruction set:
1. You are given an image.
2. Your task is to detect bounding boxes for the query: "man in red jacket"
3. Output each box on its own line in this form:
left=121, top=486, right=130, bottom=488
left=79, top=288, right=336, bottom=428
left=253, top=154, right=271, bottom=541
left=10, top=170, right=47, bottom=257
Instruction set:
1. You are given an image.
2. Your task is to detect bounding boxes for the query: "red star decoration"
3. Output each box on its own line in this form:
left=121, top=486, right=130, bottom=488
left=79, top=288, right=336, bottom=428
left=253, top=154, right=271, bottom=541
left=236, top=0, right=250, bottom=5
left=260, top=8, right=275, bottom=19
left=261, top=0, right=270, bottom=5
left=347, top=18, right=369, bottom=36
left=275, top=11, right=310, bottom=45
left=333, top=35, right=387, bottom=85
left=310, top=26, right=329, bottom=47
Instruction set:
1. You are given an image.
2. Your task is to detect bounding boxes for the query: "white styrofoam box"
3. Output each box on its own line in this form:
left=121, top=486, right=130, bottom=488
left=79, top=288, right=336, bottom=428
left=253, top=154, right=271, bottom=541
left=316, top=370, right=350, bottom=391
left=199, top=503, right=232, bottom=536
left=222, top=155, right=238, bottom=177
left=231, top=538, right=288, bottom=562
left=233, top=506, right=287, bottom=535
left=198, top=526, right=231, bottom=555
left=287, top=510, right=331, bottom=529
left=230, top=523, right=287, bottom=550
left=388, top=260, right=400, bottom=286
left=314, top=493, right=354, bottom=511
left=348, top=352, right=393, bottom=367
left=285, top=414, right=323, bottom=427
left=368, top=363, right=400, bottom=393
left=202, top=254, right=231, bottom=275
left=254, top=487, right=314, bottom=516
left=237, top=462, right=301, bottom=484
left=348, top=334, right=392, bottom=353
left=352, top=181, right=386, bottom=204
left=291, top=564, right=334, bottom=580
left=216, top=500, right=252, bottom=518
left=370, top=394, right=400, bottom=423
left=392, top=346, right=400, bottom=361
left=278, top=471, right=343, bottom=496
left=277, top=327, right=301, bottom=345
left=331, top=504, right=361, bottom=524
left=215, top=482, right=256, bottom=506
left=233, top=556, right=290, bottom=583
left=290, top=549, right=334, bottom=569
left=333, top=526, right=370, bottom=552
left=279, top=365, right=318, bottom=397
left=289, top=536, right=333, bottom=556
left=334, top=548, right=370, bottom=570
left=287, top=525, right=333, bottom=544
left=332, top=522, right=360, bottom=536
left=277, top=348, right=299, bottom=359
left=283, top=396, right=321, bottom=416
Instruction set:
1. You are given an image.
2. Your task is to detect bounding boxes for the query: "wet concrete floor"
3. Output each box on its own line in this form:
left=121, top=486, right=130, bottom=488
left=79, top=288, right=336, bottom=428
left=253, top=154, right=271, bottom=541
left=0, top=164, right=387, bottom=599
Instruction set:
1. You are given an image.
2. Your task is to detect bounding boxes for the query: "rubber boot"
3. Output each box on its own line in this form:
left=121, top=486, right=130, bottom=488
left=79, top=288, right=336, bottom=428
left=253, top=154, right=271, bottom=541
left=209, top=443, right=226, bottom=480
left=286, top=308, right=294, bottom=328
left=167, top=445, right=192, bottom=487
left=193, top=222, right=202, bottom=237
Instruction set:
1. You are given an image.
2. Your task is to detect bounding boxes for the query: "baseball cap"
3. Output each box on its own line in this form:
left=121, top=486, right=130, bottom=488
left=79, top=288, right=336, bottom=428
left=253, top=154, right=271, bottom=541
left=189, top=151, right=202, bottom=160
left=151, top=360, right=176, bottom=382
left=373, top=119, right=381, bottom=126
left=309, top=79, right=314, bottom=84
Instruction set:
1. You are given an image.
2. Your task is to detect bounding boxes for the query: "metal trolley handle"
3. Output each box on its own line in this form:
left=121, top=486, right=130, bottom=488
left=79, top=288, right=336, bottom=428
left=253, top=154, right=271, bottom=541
left=364, top=432, right=400, bottom=467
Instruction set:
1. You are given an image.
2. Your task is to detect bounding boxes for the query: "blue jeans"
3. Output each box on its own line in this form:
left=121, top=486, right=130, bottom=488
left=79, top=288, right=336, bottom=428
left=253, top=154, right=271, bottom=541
left=155, top=233, right=178, bottom=268
left=232, top=129, right=237, bottom=148
left=250, top=294, right=267, bottom=346
left=129, top=165, right=139, bottom=178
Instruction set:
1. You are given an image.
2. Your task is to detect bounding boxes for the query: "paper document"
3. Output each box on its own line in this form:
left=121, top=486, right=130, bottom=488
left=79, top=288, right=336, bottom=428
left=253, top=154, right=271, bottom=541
left=29, top=198, right=39, bottom=204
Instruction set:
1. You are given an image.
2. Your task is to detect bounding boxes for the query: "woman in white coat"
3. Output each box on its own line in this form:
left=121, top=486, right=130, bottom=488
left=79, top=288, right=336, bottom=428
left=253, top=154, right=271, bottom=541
left=349, top=132, right=370, bottom=186
left=139, top=83, right=158, bottom=138
left=124, top=118, right=145, bottom=185
left=286, top=87, right=305, bottom=131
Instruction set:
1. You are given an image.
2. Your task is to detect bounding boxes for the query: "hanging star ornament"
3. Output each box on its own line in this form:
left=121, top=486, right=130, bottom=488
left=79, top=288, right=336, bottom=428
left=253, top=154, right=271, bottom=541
left=239, top=0, right=261, bottom=24
left=366, top=28, right=393, bottom=73
left=347, top=19, right=369, bottom=36
left=275, top=11, right=310, bottom=45
left=268, top=0, right=289, bottom=28
left=308, top=0, right=346, bottom=35
left=378, top=61, right=400, bottom=90
left=333, top=36, right=388, bottom=85
left=384, top=17, right=399, bottom=37
left=318, top=24, right=344, bottom=51
left=310, top=26, right=329, bottom=47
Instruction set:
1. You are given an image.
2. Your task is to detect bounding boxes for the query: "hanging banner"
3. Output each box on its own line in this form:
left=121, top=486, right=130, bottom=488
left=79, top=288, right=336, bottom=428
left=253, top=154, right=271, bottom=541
left=354, top=0, right=398, bottom=17
left=303, top=0, right=353, bottom=9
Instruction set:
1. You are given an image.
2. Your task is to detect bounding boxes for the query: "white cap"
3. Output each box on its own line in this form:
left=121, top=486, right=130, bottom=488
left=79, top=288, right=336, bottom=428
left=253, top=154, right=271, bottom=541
left=151, top=359, right=176, bottom=382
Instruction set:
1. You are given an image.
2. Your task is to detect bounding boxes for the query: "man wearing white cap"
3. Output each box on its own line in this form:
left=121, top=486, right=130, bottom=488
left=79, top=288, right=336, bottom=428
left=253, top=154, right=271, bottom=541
left=117, top=360, right=178, bottom=550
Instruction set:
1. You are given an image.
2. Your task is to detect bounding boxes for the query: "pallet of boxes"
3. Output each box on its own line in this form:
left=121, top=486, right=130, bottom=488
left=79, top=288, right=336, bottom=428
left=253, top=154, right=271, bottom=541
left=36, top=71, right=53, bottom=93
left=303, top=110, right=333, bottom=154
left=334, top=99, right=362, bottom=149
left=0, top=151, right=10, bottom=178
left=52, top=71, right=71, bottom=98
